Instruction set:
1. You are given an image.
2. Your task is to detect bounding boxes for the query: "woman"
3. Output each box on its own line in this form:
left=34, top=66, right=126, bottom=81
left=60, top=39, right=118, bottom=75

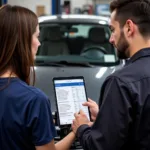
left=0, top=4, right=75, bottom=150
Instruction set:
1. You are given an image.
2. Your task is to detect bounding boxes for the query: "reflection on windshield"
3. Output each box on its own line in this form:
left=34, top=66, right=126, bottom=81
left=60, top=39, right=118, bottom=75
left=37, top=23, right=118, bottom=64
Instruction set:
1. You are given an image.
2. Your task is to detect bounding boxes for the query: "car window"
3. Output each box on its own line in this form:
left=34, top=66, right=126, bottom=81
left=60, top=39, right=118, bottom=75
left=36, top=23, right=119, bottom=65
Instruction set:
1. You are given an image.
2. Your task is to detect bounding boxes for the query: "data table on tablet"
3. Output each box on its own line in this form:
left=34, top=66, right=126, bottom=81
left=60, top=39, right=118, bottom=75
left=53, top=77, right=90, bottom=126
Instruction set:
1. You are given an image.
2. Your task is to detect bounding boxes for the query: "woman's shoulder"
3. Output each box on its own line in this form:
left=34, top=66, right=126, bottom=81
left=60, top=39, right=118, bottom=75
left=9, top=78, right=49, bottom=103
left=21, top=81, right=48, bottom=101
left=28, top=86, right=48, bottom=101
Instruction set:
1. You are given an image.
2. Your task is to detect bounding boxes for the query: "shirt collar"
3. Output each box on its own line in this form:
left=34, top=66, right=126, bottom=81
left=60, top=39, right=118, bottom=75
left=125, top=47, right=150, bottom=66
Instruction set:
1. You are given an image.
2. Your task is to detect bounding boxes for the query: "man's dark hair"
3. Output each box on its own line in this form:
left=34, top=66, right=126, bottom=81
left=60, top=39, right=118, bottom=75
left=110, top=0, right=150, bottom=37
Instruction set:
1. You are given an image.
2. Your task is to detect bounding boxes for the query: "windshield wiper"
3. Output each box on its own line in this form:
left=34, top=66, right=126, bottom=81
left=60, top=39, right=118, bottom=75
left=59, top=61, right=93, bottom=67
left=35, top=61, right=66, bottom=67
left=35, top=60, right=93, bottom=67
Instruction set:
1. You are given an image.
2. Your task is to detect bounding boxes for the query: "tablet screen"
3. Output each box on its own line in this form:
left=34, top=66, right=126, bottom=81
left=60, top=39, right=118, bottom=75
left=53, top=77, right=90, bottom=125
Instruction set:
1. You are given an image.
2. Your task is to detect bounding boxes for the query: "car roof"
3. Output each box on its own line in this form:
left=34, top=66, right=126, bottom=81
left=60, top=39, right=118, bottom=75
left=38, top=14, right=110, bottom=25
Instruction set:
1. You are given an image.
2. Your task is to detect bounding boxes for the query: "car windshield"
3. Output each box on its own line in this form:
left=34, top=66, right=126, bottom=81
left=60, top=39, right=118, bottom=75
left=36, top=22, right=119, bottom=66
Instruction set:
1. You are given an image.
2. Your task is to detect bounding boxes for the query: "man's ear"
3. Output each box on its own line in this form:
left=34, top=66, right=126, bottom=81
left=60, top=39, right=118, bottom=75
left=125, top=19, right=134, bottom=36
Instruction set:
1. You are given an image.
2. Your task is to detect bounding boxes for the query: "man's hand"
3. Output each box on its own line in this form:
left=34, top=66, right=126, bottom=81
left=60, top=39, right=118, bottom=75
left=82, top=98, right=99, bottom=121
left=72, top=110, right=91, bottom=134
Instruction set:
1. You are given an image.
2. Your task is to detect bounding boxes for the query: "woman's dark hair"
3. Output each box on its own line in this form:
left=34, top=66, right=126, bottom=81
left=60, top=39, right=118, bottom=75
left=110, top=0, right=150, bottom=37
left=0, top=5, right=38, bottom=85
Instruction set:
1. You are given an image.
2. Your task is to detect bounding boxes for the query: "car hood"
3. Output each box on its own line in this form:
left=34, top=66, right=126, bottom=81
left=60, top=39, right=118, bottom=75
left=34, top=64, right=122, bottom=112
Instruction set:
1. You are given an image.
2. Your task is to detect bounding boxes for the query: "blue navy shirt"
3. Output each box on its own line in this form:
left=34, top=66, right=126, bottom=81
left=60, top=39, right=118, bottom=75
left=0, top=78, right=56, bottom=150
left=77, top=48, right=150, bottom=150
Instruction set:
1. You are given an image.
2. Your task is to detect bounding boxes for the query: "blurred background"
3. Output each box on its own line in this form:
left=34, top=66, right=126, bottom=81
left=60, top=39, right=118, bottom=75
left=0, top=0, right=111, bottom=17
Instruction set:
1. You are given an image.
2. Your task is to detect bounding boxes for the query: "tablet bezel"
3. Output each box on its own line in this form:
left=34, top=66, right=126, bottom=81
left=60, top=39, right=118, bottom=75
left=53, top=76, right=91, bottom=127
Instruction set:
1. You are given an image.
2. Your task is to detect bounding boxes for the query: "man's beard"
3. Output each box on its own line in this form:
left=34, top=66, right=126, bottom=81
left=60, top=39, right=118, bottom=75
left=116, top=30, right=129, bottom=59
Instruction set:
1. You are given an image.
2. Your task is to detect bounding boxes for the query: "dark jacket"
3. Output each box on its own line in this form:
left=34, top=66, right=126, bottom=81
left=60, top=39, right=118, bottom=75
left=77, top=48, right=150, bottom=150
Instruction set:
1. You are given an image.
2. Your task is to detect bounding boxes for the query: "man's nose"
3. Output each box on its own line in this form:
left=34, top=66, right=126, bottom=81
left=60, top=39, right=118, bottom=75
left=109, top=35, right=114, bottom=44
left=38, top=41, right=41, bottom=47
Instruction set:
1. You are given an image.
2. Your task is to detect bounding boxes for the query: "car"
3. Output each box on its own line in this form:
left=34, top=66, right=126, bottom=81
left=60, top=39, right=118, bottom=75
left=35, top=14, right=125, bottom=148
left=35, top=14, right=124, bottom=112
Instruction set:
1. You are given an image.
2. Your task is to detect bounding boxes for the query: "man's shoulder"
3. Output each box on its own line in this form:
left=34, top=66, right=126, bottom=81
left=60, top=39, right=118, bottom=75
left=108, top=65, right=135, bottom=84
left=108, top=67, right=129, bottom=81
left=107, top=61, right=150, bottom=84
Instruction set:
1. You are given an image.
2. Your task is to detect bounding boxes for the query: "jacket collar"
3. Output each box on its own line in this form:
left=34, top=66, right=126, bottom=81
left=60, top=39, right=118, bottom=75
left=125, top=47, right=150, bottom=66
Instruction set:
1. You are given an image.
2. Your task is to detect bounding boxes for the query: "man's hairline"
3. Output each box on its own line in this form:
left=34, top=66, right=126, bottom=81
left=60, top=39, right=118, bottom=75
left=110, top=9, right=123, bottom=29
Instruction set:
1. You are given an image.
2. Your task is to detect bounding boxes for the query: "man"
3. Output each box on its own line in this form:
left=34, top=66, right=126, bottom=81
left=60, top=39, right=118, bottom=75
left=72, top=0, right=150, bottom=149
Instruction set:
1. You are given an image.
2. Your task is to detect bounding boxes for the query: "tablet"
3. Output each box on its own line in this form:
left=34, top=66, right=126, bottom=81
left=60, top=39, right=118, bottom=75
left=53, top=76, right=91, bottom=126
